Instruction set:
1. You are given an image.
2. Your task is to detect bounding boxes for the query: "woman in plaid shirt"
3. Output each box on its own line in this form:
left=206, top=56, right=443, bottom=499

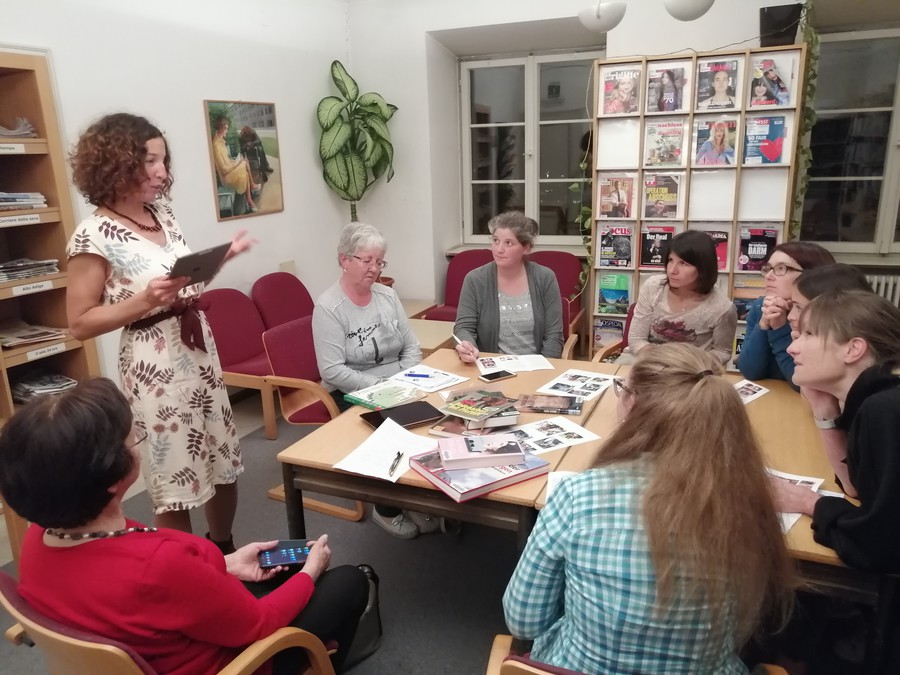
left=504, top=343, right=794, bottom=673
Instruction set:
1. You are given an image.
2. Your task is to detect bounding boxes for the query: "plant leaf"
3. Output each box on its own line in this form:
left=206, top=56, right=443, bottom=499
left=358, top=92, right=392, bottom=119
left=344, top=150, right=368, bottom=201
left=366, top=138, right=383, bottom=167
left=317, top=96, right=348, bottom=129
left=331, top=61, right=359, bottom=102
left=323, top=153, right=349, bottom=191
left=319, top=117, right=351, bottom=160
left=372, top=140, right=394, bottom=182
left=324, top=171, right=354, bottom=201
left=365, top=115, right=391, bottom=143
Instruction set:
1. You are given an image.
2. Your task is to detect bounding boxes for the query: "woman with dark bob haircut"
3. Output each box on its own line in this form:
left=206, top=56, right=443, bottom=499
left=67, top=113, right=254, bottom=551
left=620, top=230, right=737, bottom=364
left=0, top=378, right=367, bottom=675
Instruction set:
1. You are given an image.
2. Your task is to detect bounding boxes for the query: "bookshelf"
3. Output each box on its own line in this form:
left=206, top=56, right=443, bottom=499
left=0, top=49, right=101, bottom=562
left=588, top=45, right=807, bottom=359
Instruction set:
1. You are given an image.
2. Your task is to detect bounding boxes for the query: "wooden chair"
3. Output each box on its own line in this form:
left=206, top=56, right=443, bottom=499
left=415, top=249, right=493, bottom=321
left=591, top=302, right=636, bottom=363
left=251, top=271, right=315, bottom=331
left=0, top=571, right=336, bottom=675
left=262, top=316, right=365, bottom=522
left=201, top=288, right=278, bottom=440
left=529, top=251, right=586, bottom=358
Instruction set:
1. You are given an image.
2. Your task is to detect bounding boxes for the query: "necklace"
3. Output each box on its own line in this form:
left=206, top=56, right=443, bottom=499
left=105, top=204, right=163, bottom=233
left=45, top=525, right=158, bottom=541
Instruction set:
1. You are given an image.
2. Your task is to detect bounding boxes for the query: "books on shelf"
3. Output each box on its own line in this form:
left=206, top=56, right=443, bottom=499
left=598, top=224, right=633, bottom=267
left=343, top=380, right=422, bottom=410
left=703, top=229, right=730, bottom=270
left=438, top=389, right=517, bottom=422
left=596, top=271, right=631, bottom=314
left=535, top=369, right=614, bottom=401
left=428, top=412, right=518, bottom=438
left=640, top=225, right=676, bottom=268
left=695, top=58, right=740, bottom=110
left=642, top=173, right=681, bottom=219
left=0, top=192, right=47, bottom=211
left=597, top=174, right=635, bottom=219
left=409, top=448, right=550, bottom=503
left=748, top=55, right=794, bottom=107
left=600, top=64, right=642, bottom=115
left=733, top=298, right=754, bottom=321
left=737, top=227, right=778, bottom=271
left=728, top=324, right=747, bottom=372
left=645, top=63, right=687, bottom=113
left=514, top=394, right=584, bottom=416
left=0, top=118, right=38, bottom=138
left=743, top=116, right=786, bottom=165
left=644, top=118, right=686, bottom=167
left=0, top=319, right=66, bottom=349
left=438, top=433, right=526, bottom=470
left=593, top=317, right=626, bottom=350
left=10, top=370, right=78, bottom=404
left=693, top=117, right=738, bottom=166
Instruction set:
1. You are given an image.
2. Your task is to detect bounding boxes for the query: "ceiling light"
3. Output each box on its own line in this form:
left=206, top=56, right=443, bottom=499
left=663, top=0, right=715, bottom=22
left=577, top=1, right=627, bottom=33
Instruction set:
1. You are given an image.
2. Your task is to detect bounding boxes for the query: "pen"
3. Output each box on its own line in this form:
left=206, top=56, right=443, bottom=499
left=452, top=333, right=463, bottom=346
left=388, top=451, right=403, bottom=476
left=404, top=373, right=432, bottom=378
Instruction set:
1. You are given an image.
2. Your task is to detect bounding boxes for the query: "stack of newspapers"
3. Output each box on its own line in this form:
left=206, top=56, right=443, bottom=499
left=0, top=192, right=48, bottom=212
left=0, top=257, right=59, bottom=281
left=11, top=371, right=78, bottom=404
left=0, top=117, right=37, bottom=138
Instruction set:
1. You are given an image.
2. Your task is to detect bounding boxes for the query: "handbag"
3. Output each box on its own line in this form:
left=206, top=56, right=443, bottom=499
left=343, top=564, right=383, bottom=668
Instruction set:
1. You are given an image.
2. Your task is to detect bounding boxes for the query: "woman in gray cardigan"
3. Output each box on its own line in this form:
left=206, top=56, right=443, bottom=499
left=454, top=212, right=564, bottom=361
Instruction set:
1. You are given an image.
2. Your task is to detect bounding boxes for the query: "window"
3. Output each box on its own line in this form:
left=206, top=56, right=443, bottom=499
left=461, top=52, right=602, bottom=245
left=800, top=31, right=900, bottom=260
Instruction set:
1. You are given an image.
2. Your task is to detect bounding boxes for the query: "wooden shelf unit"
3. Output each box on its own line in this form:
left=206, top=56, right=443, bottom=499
left=0, top=49, right=101, bottom=563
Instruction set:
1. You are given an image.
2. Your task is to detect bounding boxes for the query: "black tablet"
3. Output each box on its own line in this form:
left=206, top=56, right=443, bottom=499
left=360, top=400, right=443, bottom=430
left=168, top=242, right=231, bottom=285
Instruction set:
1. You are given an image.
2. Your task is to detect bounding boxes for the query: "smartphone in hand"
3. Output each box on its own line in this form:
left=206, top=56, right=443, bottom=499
left=257, top=540, right=312, bottom=570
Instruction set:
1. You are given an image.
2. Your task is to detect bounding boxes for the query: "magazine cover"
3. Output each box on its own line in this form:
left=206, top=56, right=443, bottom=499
left=643, top=173, right=680, bottom=218
left=438, top=390, right=517, bottom=422
left=640, top=226, right=675, bottom=268
left=748, top=56, right=792, bottom=107
left=705, top=230, right=730, bottom=270
left=597, top=175, right=635, bottom=218
left=438, top=434, right=525, bottom=470
left=598, top=224, right=633, bottom=267
left=593, top=317, right=626, bottom=349
left=596, top=272, right=631, bottom=313
left=737, top=228, right=778, bottom=270
left=743, top=116, right=786, bottom=165
left=645, top=64, right=686, bottom=112
left=695, top=59, right=739, bottom=110
left=428, top=414, right=516, bottom=439
left=600, top=65, right=641, bottom=115
left=644, top=118, right=686, bottom=167
left=694, top=117, right=738, bottom=166
left=514, top=394, right=584, bottom=416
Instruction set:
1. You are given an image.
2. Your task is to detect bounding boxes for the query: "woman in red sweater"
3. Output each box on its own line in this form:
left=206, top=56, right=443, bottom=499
left=0, top=378, right=367, bottom=674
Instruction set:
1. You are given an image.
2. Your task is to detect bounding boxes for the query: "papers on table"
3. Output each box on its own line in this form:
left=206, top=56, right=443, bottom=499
left=767, top=468, right=824, bottom=533
left=734, top=379, right=769, bottom=405
left=545, top=471, right=577, bottom=500
left=536, top=369, right=614, bottom=401
left=391, top=365, right=469, bottom=393
left=508, top=416, right=601, bottom=455
left=333, top=418, right=437, bottom=482
left=476, top=354, right=553, bottom=375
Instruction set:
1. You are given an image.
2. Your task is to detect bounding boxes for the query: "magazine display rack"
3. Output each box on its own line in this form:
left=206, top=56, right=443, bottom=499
left=0, top=49, right=101, bottom=561
left=589, top=45, right=806, bottom=358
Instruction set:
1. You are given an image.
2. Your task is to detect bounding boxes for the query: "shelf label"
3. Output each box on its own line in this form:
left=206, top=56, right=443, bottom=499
left=26, top=342, right=66, bottom=361
left=0, top=213, right=41, bottom=226
left=0, top=143, right=25, bottom=154
left=12, top=280, right=53, bottom=296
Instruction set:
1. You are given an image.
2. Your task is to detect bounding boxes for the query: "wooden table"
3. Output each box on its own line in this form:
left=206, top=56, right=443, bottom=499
left=408, top=319, right=455, bottom=357
left=277, top=350, right=617, bottom=549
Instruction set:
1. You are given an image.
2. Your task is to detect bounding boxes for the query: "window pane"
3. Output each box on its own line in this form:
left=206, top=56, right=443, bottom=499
left=472, top=183, right=525, bottom=235
left=808, top=112, right=891, bottom=177
left=801, top=180, right=881, bottom=243
left=816, top=38, right=900, bottom=110
left=539, top=123, right=592, bottom=179
left=539, top=60, right=594, bottom=121
left=538, top=182, right=589, bottom=236
left=471, top=126, right=525, bottom=180
left=470, top=67, right=525, bottom=124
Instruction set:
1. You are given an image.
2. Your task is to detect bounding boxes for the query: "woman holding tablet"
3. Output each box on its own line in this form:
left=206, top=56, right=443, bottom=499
left=66, top=113, right=253, bottom=549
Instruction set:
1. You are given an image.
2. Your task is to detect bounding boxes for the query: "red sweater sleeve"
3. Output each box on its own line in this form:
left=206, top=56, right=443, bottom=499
left=140, top=538, right=315, bottom=647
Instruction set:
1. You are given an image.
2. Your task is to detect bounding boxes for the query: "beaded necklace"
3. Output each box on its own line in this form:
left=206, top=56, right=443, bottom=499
left=45, top=526, right=158, bottom=541
left=105, top=204, right=163, bottom=233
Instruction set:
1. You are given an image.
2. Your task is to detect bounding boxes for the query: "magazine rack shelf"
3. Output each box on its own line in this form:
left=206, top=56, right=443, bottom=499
left=0, top=49, right=101, bottom=562
left=588, top=45, right=806, bottom=359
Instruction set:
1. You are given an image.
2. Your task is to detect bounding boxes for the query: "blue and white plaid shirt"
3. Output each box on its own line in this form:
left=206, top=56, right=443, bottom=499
left=503, top=460, right=748, bottom=674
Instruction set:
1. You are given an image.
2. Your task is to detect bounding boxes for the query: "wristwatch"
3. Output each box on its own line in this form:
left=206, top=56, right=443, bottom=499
left=814, top=416, right=838, bottom=430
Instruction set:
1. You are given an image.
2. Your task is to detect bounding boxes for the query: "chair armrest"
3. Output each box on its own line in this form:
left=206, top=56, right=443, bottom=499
left=5, top=623, right=31, bottom=647
left=264, top=375, right=341, bottom=419
left=560, top=333, right=578, bottom=361
left=218, top=627, right=335, bottom=675
left=410, top=304, right=438, bottom=319
left=487, top=634, right=515, bottom=674
left=592, top=339, right=623, bottom=363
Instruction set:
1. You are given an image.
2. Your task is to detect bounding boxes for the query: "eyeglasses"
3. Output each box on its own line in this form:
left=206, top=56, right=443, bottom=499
left=760, top=263, right=802, bottom=276
left=126, top=431, right=148, bottom=451
left=612, top=377, right=634, bottom=398
left=351, top=255, right=388, bottom=270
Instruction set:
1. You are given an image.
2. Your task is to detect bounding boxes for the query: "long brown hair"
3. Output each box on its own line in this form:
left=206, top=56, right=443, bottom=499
left=591, top=343, right=794, bottom=643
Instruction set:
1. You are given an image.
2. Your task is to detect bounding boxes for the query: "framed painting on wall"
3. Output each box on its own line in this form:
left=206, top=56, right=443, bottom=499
left=204, top=100, right=284, bottom=221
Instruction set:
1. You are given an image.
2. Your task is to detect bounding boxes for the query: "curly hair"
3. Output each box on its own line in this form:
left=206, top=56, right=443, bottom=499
left=70, top=113, right=173, bottom=206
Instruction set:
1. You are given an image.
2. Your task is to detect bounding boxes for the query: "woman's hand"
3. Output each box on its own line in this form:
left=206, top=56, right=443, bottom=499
left=225, top=540, right=285, bottom=582
left=768, top=475, right=820, bottom=516
left=455, top=340, right=480, bottom=363
left=300, top=534, right=331, bottom=583
left=759, top=295, right=791, bottom=331
left=225, top=230, right=257, bottom=262
left=144, top=275, right=190, bottom=309
left=800, top=386, right=841, bottom=421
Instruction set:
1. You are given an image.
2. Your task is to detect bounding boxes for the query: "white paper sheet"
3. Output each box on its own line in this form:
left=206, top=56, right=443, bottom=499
left=536, top=369, right=614, bottom=401
left=333, top=418, right=438, bottom=482
left=508, top=416, right=602, bottom=455
left=391, top=365, right=469, bottom=393
left=766, top=467, right=824, bottom=533
left=733, top=378, right=769, bottom=405
left=476, top=354, right=554, bottom=375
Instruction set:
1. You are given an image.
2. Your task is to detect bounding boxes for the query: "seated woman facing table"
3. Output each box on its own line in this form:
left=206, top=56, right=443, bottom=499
left=454, top=211, right=563, bottom=363
left=0, top=378, right=368, bottom=675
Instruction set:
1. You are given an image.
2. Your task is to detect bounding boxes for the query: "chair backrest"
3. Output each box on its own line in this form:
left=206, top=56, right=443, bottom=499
left=201, top=288, right=267, bottom=368
left=251, top=272, right=315, bottom=330
left=0, top=571, right=154, bottom=675
left=528, top=251, right=584, bottom=313
left=501, top=654, right=586, bottom=675
left=443, top=249, right=493, bottom=306
left=621, top=302, right=637, bottom=350
left=262, top=316, right=334, bottom=424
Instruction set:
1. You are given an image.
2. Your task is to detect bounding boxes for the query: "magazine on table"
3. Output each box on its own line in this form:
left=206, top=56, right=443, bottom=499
left=598, top=224, right=633, bottom=267
left=514, top=394, right=584, bottom=416
left=390, top=365, right=468, bottom=393
left=643, top=173, right=681, bottom=219
left=536, top=369, right=614, bottom=401
left=743, top=116, right=786, bottom=165
left=593, top=317, right=625, bottom=350
left=733, top=379, right=769, bottom=405
left=474, top=354, right=553, bottom=375
left=640, top=225, right=676, bottom=268
left=644, top=118, right=686, bottom=167
left=695, top=58, right=740, bottom=110
left=737, top=228, right=778, bottom=271
left=508, top=415, right=602, bottom=455
left=645, top=63, right=687, bottom=113
left=437, top=433, right=526, bottom=470
left=342, top=379, right=423, bottom=410
left=766, top=468, right=824, bottom=533
left=428, top=410, right=519, bottom=438
left=596, top=272, right=631, bottom=314
left=597, top=175, right=635, bottom=219
left=438, top=389, right=517, bottom=422
left=599, top=64, right=642, bottom=115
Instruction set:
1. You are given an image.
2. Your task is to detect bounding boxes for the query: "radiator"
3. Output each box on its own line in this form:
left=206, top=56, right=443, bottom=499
left=866, top=275, right=900, bottom=307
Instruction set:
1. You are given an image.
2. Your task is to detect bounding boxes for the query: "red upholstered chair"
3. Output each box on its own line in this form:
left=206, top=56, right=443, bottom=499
left=0, top=571, right=337, bottom=675
left=201, top=288, right=277, bottom=440
left=418, top=249, right=493, bottom=321
left=591, top=302, right=637, bottom=362
left=528, top=251, right=586, bottom=358
left=251, top=272, right=315, bottom=330
left=262, top=317, right=365, bottom=522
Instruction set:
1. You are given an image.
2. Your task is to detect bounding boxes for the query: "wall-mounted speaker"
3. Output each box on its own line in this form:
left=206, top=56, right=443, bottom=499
left=759, top=4, right=803, bottom=47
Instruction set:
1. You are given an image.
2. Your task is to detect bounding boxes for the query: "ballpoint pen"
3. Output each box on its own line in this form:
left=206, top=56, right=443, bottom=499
left=403, top=373, right=432, bottom=378
left=388, top=451, right=403, bottom=476
left=451, top=333, right=463, bottom=346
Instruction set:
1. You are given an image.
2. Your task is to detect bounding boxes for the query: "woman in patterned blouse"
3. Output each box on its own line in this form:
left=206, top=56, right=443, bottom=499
left=504, top=343, right=794, bottom=673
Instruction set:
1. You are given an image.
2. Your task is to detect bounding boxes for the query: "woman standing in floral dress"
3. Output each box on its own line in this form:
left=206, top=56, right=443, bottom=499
left=66, top=113, right=253, bottom=552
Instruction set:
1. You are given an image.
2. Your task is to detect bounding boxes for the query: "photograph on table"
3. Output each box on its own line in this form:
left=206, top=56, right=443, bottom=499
left=204, top=100, right=284, bottom=221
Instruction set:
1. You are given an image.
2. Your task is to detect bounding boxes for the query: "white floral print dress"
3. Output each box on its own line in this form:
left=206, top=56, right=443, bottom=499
left=66, top=202, right=242, bottom=514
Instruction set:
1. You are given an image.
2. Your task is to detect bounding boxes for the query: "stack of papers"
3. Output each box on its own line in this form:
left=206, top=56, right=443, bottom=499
left=0, top=319, right=66, bottom=348
left=0, top=118, right=37, bottom=138
left=0, top=257, right=59, bottom=281
left=11, top=370, right=78, bottom=403
left=476, top=354, right=553, bottom=375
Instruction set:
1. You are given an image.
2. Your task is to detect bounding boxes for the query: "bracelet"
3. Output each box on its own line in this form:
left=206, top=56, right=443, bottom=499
left=814, top=416, right=838, bottom=430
